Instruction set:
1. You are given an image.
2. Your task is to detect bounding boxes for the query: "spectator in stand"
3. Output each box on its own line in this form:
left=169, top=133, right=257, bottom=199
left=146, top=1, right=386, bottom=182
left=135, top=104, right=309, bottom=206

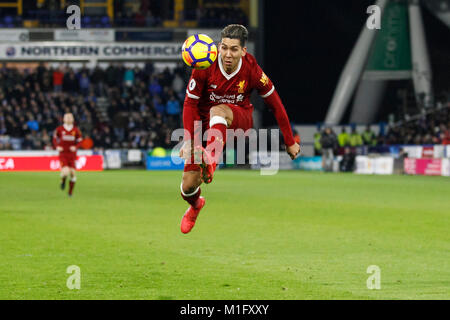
left=26, top=115, right=39, bottom=132
left=115, top=63, right=126, bottom=86
left=0, top=115, right=6, bottom=135
left=145, top=11, right=156, bottom=27
left=124, top=68, right=135, bottom=88
left=36, top=62, right=46, bottom=84
left=134, top=11, right=146, bottom=27
left=339, top=147, right=355, bottom=172
left=79, top=72, right=90, bottom=97
left=166, top=94, right=181, bottom=125
left=441, top=128, right=450, bottom=145
left=41, top=69, right=52, bottom=92
left=41, top=128, right=52, bottom=150
left=91, top=65, right=106, bottom=96
left=149, top=75, right=163, bottom=97
left=105, top=64, right=117, bottom=87
left=63, top=70, right=79, bottom=94
left=320, top=127, right=338, bottom=172
left=53, top=66, right=64, bottom=93
left=153, top=95, right=166, bottom=116
left=172, top=72, right=185, bottom=100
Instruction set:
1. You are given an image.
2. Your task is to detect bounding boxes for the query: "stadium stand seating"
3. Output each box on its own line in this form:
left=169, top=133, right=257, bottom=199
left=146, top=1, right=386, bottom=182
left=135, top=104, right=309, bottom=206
left=0, top=63, right=187, bottom=151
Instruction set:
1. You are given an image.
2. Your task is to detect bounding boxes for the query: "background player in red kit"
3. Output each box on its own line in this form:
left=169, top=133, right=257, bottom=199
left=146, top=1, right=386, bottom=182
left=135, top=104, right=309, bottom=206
left=179, top=25, right=300, bottom=233
left=52, top=113, right=83, bottom=197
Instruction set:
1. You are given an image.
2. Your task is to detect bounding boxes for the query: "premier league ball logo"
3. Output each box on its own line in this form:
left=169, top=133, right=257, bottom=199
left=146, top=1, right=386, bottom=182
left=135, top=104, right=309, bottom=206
left=6, top=47, right=16, bottom=57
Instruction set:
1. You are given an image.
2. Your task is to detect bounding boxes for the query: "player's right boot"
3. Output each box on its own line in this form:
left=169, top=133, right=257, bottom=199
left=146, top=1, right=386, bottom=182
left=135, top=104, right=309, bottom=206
left=180, top=196, right=206, bottom=234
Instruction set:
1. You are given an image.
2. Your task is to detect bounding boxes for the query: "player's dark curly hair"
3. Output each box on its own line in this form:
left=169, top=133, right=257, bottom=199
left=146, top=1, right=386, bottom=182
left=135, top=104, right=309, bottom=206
left=220, top=24, right=248, bottom=47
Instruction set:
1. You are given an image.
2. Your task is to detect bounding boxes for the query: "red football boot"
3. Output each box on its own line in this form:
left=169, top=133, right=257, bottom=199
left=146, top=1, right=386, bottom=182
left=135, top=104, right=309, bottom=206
left=180, top=196, right=206, bottom=234
left=195, top=146, right=216, bottom=184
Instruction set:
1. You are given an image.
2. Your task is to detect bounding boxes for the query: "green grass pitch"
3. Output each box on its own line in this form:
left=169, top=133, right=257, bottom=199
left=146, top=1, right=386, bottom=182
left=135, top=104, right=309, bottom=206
left=0, top=170, right=449, bottom=300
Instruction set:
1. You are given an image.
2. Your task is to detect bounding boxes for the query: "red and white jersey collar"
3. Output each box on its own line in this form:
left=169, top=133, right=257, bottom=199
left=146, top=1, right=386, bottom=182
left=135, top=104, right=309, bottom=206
left=218, top=53, right=243, bottom=80
left=63, top=124, right=74, bottom=131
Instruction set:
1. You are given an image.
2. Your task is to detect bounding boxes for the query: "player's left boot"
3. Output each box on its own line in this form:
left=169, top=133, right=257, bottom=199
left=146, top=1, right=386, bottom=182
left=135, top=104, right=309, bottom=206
left=180, top=196, right=206, bottom=234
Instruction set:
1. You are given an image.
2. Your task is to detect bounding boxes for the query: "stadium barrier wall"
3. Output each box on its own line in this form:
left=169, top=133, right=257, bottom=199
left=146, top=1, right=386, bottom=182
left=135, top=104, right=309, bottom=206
left=250, top=151, right=323, bottom=171
left=146, top=156, right=184, bottom=170
left=404, top=158, right=450, bottom=176
left=2, top=148, right=449, bottom=175
left=355, top=155, right=449, bottom=176
left=0, top=150, right=103, bottom=171
left=355, top=156, right=394, bottom=175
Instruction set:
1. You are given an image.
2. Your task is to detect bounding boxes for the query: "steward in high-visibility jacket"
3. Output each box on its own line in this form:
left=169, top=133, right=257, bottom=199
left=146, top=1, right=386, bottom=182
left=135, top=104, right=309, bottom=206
left=362, top=126, right=377, bottom=146
left=314, top=131, right=322, bottom=156
left=338, top=127, right=350, bottom=147
left=349, top=128, right=363, bottom=147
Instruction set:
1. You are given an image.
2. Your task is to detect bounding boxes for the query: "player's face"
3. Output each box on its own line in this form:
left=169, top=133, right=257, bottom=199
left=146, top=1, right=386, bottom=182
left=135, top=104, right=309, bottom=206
left=63, top=113, right=74, bottom=125
left=219, top=38, right=247, bottom=73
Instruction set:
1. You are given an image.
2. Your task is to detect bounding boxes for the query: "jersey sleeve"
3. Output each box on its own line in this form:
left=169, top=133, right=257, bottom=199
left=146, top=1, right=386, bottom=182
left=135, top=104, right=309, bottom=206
left=251, top=64, right=295, bottom=146
left=184, top=68, right=207, bottom=102
left=75, top=127, right=83, bottom=148
left=251, top=63, right=275, bottom=99
left=52, top=127, right=61, bottom=148
left=183, top=69, right=207, bottom=141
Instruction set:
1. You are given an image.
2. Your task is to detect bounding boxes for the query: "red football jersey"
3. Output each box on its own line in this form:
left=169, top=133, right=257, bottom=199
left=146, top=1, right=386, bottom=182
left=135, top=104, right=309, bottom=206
left=183, top=52, right=295, bottom=146
left=52, top=124, right=82, bottom=153
left=184, top=52, right=274, bottom=121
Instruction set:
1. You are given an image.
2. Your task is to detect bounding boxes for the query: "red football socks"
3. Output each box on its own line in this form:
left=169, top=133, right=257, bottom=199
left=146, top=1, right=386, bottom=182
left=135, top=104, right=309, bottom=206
left=181, top=187, right=201, bottom=208
left=207, top=123, right=227, bottom=164
left=68, top=179, right=76, bottom=196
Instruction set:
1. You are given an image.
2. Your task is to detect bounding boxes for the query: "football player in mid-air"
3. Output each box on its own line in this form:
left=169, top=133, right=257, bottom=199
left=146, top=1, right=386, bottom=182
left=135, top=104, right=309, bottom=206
left=179, top=24, right=300, bottom=234
left=52, top=112, right=83, bottom=197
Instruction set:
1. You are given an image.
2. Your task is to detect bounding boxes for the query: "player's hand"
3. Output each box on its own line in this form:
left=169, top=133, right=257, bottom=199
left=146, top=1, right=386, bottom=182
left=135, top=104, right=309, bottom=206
left=70, top=146, right=77, bottom=152
left=286, top=143, right=300, bottom=160
left=179, top=141, right=192, bottom=160
left=56, top=146, right=63, bottom=152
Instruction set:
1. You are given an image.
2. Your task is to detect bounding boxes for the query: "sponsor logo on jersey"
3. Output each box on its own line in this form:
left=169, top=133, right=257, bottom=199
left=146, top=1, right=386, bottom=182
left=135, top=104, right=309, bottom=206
left=62, top=134, right=76, bottom=141
left=210, top=84, right=217, bottom=89
left=210, top=92, right=240, bottom=104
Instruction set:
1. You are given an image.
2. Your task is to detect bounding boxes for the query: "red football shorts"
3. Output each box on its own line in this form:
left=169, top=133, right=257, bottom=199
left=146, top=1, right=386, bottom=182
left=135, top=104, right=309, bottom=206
left=183, top=104, right=253, bottom=172
left=59, top=153, right=76, bottom=169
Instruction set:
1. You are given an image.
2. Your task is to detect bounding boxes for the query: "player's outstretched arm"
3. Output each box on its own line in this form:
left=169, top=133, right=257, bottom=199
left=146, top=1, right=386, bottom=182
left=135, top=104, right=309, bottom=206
left=263, top=89, right=300, bottom=159
left=253, top=61, right=299, bottom=160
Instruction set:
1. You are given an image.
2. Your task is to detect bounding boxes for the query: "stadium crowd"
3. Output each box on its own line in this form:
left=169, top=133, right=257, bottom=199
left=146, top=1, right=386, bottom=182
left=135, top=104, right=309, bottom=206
left=0, top=0, right=248, bottom=28
left=0, top=62, right=187, bottom=151
left=1, top=62, right=448, bottom=152
left=315, top=103, right=450, bottom=151
left=313, top=103, right=450, bottom=169
left=383, top=105, right=450, bottom=146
